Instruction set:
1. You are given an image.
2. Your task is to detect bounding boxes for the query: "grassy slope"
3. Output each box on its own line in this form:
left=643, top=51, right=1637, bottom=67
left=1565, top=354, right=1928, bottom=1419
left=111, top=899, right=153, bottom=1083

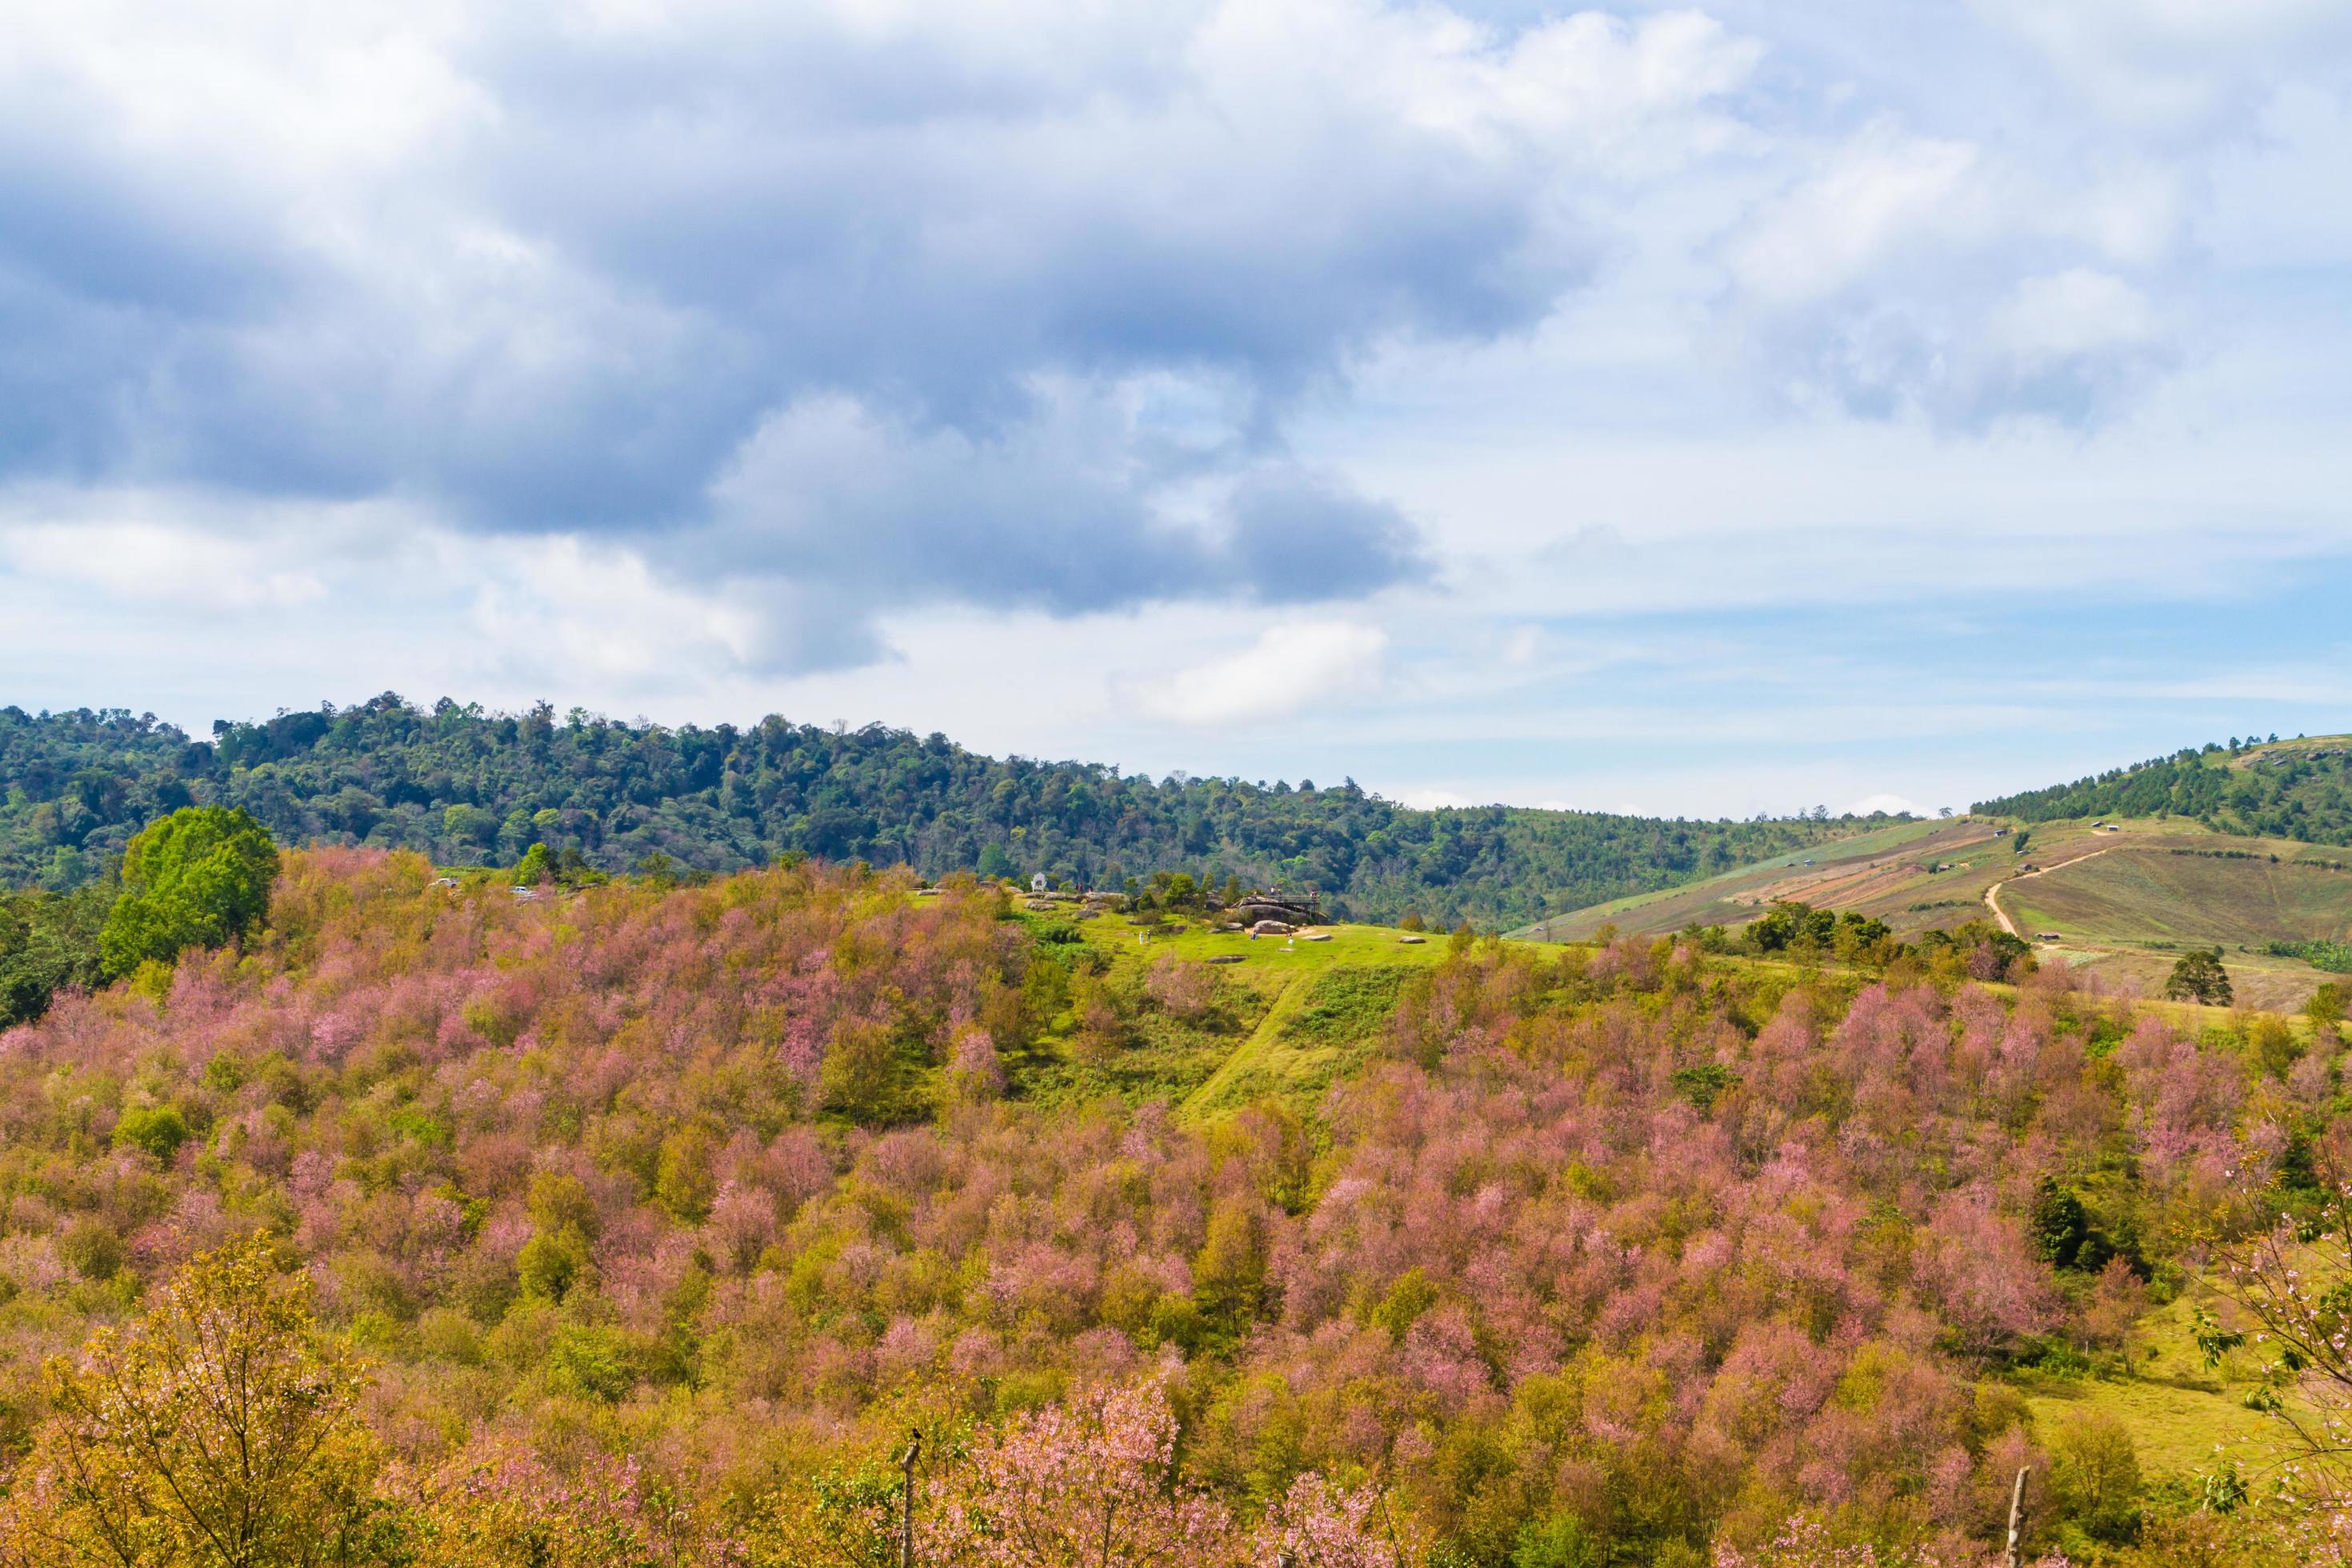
left=1007, top=906, right=1467, bottom=1116
left=2020, top=1283, right=2298, bottom=1482
left=2003, top=847, right=2352, bottom=946
left=1510, top=818, right=1968, bottom=941
left=1529, top=814, right=2352, bottom=1010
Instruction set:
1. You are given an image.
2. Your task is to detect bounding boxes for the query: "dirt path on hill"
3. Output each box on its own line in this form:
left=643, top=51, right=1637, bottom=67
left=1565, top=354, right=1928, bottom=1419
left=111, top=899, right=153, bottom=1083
left=1984, top=847, right=2112, bottom=938
left=1178, top=969, right=1310, bottom=1122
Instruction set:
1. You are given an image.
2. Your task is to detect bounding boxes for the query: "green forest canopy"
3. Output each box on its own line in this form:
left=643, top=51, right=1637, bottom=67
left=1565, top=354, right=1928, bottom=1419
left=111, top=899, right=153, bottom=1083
left=0, top=696, right=1881, bottom=926
left=1975, top=735, right=2352, bottom=845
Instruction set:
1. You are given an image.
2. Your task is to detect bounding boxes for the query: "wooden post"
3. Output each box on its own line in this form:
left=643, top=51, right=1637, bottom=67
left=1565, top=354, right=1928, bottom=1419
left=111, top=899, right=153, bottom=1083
left=898, top=1428, right=922, bottom=1568
left=2004, top=1464, right=2030, bottom=1568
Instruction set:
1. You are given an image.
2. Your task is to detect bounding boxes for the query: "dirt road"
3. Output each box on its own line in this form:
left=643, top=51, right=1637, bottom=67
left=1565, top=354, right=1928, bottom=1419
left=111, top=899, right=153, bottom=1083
left=1983, top=847, right=2112, bottom=938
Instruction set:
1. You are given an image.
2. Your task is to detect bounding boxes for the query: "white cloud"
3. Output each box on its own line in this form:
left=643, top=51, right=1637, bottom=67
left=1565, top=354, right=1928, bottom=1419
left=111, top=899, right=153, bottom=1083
left=0, top=520, right=325, bottom=613
left=1716, top=121, right=2190, bottom=427
left=1985, top=268, right=2162, bottom=366
left=1968, top=0, right=2352, bottom=129
left=1399, top=787, right=1474, bottom=810
left=1846, top=792, right=1930, bottom=818
left=1725, top=126, right=1986, bottom=308
left=1130, top=621, right=1389, bottom=726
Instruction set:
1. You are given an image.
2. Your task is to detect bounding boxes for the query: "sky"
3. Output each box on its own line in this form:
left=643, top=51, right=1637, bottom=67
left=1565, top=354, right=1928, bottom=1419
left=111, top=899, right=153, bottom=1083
left=2, top=0, right=2349, bottom=819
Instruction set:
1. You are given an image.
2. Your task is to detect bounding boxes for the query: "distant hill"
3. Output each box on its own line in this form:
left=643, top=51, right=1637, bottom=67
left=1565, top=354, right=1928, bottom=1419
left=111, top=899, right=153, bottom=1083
left=0, top=697, right=1878, bottom=926
left=1640, top=818, right=2351, bottom=1006
left=1974, top=734, right=2352, bottom=843
left=1530, top=765, right=2352, bottom=1010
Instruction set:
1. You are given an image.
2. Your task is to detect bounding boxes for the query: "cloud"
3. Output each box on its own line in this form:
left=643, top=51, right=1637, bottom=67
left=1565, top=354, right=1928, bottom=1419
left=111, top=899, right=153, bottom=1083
left=1724, top=130, right=1989, bottom=310
left=0, top=521, right=324, bottom=613
left=1130, top=621, right=1390, bottom=726
left=1967, top=0, right=2352, bottom=130
left=1718, top=123, right=2186, bottom=428
left=692, top=390, right=1431, bottom=663
left=1845, top=792, right=1930, bottom=818
left=0, top=0, right=1763, bottom=668
left=1223, top=470, right=1431, bottom=603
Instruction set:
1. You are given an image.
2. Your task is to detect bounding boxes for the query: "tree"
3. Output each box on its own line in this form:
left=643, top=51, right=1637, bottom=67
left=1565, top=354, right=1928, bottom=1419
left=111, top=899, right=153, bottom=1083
left=923, top=1382, right=1406, bottom=1568
left=2163, top=948, right=2234, bottom=1005
left=98, top=807, right=280, bottom=977
left=0, top=884, right=110, bottom=1027
left=2028, top=1176, right=2106, bottom=1271
left=110, top=1105, right=189, bottom=1164
left=926, top=1381, right=1230, bottom=1568
left=2049, top=1412, right=2143, bottom=1544
left=2210, top=1153, right=2352, bottom=1498
left=821, top=1018, right=916, bottom=1126
left=1748, top=901, right=1836, bottom=954
left=402, top=1440, right=714, bottom=1568
left=0, top=1234, right=383, bottom=1568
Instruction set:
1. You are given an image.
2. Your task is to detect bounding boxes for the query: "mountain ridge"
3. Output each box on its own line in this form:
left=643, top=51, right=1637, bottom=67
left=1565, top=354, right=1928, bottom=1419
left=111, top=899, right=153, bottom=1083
left=1974, top=733, right=2352, bottom=842
left=0, top=696, right=1875, bottom=926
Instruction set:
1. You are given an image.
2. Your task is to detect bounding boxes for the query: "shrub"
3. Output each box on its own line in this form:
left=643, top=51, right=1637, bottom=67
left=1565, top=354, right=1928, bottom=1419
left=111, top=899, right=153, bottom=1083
left=111, top=1104, right=189, bottom=1163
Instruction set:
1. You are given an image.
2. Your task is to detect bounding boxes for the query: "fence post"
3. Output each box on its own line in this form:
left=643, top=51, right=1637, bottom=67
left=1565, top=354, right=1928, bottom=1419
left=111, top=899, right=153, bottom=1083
left=899, top=1428, right=922, bottom=1568
left=2004, top=1464, right=2030, bottom=1568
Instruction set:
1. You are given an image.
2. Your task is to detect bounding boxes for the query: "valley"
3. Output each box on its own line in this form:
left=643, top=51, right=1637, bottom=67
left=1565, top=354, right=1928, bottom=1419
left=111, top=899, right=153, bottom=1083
left=5, top=722, right=2352, bottom=1566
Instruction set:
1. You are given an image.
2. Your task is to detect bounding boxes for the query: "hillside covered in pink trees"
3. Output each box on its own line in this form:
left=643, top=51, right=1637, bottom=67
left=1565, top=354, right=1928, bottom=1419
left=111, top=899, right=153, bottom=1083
left=0, top=848, right=2341, bottom=1566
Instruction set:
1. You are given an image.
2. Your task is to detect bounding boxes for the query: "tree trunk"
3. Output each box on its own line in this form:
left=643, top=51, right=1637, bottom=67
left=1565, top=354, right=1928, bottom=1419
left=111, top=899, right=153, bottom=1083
left=2004, top=1464, right=2030, bottom=1568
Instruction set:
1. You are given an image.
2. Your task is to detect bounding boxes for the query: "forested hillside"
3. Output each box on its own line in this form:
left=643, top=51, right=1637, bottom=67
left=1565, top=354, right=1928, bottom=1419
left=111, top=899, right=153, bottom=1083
left=1976, top=737, right=2352, bottom=843
left=0, top=848, right=2341, bottom=1564
left=0, top=698, right=1866, bottom=926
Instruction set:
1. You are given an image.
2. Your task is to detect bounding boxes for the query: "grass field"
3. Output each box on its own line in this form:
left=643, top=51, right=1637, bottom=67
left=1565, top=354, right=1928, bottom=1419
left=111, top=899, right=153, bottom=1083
left=1002, top=906, right=1470, bottom=1116
left=2006, top=849, right=2352, bottom=949
left=1526, top=814, right=2352, bottom=1010
left=1513, top=818, right=1972, bottom=941
left=2018, top=1282, right=2299, bottom=1482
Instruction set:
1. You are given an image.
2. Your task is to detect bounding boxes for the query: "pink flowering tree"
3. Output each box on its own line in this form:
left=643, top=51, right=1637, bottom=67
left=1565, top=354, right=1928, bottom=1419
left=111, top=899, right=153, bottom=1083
left=1710, top=1512, right=2069, bottom=1568
left=925, top=1381, right=1409, bottom=1568
left=2216, top=1173, right=2352, bottom=1494
left=1246, top=1473, right=1419, bottom=1568
left=926, top=1382, right=1234, bottom=1568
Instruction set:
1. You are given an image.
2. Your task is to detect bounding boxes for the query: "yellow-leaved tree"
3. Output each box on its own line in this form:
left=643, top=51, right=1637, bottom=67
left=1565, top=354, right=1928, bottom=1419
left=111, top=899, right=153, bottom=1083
left=0, top=1235, right=385, bottom=1568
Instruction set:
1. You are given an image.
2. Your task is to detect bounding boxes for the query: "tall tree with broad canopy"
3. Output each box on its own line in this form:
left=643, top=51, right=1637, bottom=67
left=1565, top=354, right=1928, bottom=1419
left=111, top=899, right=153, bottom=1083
left=98, top=806, right=279, bottom=976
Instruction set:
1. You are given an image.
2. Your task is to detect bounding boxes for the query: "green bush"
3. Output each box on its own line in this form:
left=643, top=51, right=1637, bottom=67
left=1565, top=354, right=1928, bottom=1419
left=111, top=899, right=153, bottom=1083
left=546, top=1324, right=634, bottom=1402
left=1513, top=1511, right=1603, bottom=1568
left=111, top=1104, right=189, bottom=1163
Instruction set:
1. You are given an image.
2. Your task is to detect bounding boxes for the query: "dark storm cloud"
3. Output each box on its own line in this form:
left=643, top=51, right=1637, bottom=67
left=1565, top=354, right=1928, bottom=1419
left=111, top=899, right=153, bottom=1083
left=1224, top=472, right=1432, bottom=603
